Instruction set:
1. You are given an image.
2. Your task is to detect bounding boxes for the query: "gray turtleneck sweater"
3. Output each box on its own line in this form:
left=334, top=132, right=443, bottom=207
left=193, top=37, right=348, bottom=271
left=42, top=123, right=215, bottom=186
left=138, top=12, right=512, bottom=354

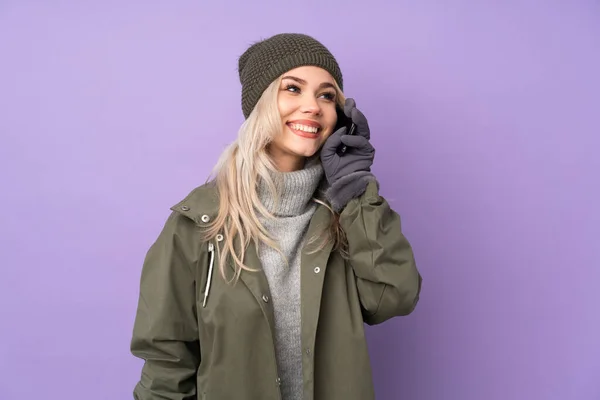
left=257, top=159, right=324, bottom=400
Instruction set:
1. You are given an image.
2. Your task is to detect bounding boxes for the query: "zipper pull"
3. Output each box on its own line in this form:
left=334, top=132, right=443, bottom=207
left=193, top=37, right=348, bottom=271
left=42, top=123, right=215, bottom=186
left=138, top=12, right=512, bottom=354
left=203, top=242, right=215, bottom=308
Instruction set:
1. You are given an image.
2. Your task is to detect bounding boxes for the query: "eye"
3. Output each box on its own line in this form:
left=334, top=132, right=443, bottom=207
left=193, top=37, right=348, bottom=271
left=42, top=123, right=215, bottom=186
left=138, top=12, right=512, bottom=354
left=285, top=84, right=300, bottom=93
left=320, top=91, right=336, bottom=101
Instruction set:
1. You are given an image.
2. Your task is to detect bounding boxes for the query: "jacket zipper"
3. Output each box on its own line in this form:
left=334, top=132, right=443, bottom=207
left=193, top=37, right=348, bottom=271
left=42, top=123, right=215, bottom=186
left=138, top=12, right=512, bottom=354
left=202, top=242, right=215, bottom=308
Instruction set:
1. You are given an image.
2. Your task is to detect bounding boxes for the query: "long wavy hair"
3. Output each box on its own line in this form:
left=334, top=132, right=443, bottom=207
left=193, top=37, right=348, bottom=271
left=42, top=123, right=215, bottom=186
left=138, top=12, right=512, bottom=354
left=202, top=75, right=347, bottom=283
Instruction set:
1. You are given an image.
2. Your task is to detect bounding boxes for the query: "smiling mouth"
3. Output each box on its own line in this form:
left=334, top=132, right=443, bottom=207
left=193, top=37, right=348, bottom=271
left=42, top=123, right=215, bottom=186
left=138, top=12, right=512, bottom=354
left=286, top=123, right=322, bottom=139
left=287, top=122, right=321, bottom=134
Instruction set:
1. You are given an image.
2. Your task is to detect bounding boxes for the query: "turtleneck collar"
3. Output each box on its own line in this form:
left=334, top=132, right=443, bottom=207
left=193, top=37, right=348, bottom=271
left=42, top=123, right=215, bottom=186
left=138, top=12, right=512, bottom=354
left=257, top=157, right=324, bottom=217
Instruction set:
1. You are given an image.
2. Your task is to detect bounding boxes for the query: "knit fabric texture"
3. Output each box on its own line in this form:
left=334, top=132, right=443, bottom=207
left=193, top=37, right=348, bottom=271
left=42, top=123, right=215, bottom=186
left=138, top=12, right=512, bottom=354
left=238, top=33, right=343, bottom=118
left=256, top=158, right=324, bottom=400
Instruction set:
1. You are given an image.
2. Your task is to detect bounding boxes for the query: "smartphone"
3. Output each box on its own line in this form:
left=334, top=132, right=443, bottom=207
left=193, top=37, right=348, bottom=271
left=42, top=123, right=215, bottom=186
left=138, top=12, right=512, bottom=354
left=335, top=106, right=357, bottom=155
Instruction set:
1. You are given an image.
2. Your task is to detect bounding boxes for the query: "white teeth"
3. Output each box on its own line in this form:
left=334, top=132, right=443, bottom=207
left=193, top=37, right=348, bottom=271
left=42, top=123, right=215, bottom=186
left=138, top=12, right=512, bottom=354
left=291, top=124, right=318, bottom=133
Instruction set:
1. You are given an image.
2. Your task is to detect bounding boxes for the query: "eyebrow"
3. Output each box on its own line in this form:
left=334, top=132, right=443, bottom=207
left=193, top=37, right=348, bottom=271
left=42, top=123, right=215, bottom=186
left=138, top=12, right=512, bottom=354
left=281, top=75, right=336, bottom=90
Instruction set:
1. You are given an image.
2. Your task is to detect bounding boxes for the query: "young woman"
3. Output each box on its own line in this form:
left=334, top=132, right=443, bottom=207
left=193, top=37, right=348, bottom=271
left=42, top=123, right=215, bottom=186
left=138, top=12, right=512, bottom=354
left=131, top=33, right=422, bottom=400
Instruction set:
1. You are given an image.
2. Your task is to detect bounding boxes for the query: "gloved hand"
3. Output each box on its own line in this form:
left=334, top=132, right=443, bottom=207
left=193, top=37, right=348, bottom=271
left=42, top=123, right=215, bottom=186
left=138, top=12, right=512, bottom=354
left=320, top=98, right=377, bottom=212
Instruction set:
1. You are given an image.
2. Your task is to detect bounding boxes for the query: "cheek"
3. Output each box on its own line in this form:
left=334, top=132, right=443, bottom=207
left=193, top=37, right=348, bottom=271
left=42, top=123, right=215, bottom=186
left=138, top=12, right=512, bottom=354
left=325, top=109, right=338, bottom=134
left=278, top=95, right=297, bottom=118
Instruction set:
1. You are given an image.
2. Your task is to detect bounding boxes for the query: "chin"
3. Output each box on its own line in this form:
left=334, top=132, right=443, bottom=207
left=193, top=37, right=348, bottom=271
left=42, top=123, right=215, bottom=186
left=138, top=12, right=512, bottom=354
left=283, top=139, right=320, bottom=157
left=290, top=145, right=321, bottom=158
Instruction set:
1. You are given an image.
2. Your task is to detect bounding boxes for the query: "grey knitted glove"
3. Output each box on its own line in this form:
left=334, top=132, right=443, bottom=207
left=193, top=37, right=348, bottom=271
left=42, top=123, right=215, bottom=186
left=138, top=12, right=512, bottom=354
left=320, top=98, right=377, bottom=212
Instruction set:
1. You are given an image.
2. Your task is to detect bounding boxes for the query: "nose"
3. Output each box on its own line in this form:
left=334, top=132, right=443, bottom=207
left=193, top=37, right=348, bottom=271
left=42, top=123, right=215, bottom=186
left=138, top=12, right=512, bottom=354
left=300, top=96, right=321, bottom=115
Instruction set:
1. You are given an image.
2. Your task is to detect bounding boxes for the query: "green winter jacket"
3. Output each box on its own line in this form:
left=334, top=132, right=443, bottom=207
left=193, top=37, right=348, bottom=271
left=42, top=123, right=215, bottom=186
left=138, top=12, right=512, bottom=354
left=131, top=180, right=422, bottom=400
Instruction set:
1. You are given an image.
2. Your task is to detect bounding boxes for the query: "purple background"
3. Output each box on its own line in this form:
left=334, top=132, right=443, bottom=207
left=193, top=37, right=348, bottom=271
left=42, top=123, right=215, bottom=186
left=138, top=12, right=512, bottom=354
left=1, top=1, right=599, bottom=399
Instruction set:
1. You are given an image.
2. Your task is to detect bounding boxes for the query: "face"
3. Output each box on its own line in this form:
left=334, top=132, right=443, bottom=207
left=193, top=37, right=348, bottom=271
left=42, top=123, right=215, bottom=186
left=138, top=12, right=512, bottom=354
left=269, top=66, right=340, bottom=172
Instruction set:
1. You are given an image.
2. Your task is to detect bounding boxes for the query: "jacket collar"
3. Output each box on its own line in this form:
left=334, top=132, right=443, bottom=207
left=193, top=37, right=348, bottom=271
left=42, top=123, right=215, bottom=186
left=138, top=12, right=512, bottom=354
left=170, top=180, right=220, bottom=224
left=170, top=177, right=332, bottom=225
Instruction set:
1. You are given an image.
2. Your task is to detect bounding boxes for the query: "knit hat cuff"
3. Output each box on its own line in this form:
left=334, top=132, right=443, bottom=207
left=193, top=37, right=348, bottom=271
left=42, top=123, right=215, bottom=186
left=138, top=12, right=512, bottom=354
left=243, top=52, right=343, bottom=118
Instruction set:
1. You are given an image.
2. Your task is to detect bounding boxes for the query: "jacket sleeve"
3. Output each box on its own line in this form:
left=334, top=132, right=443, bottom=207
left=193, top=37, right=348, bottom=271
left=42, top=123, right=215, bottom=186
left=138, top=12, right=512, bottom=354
left=340, top=180, right=422, bottom=325
left=130, top=212, right=200, bottom=399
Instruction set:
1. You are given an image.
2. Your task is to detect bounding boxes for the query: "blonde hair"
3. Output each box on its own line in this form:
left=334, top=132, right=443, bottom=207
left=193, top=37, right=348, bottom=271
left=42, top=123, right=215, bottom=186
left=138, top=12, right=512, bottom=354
left=203, top=75, right=347, bottom=283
